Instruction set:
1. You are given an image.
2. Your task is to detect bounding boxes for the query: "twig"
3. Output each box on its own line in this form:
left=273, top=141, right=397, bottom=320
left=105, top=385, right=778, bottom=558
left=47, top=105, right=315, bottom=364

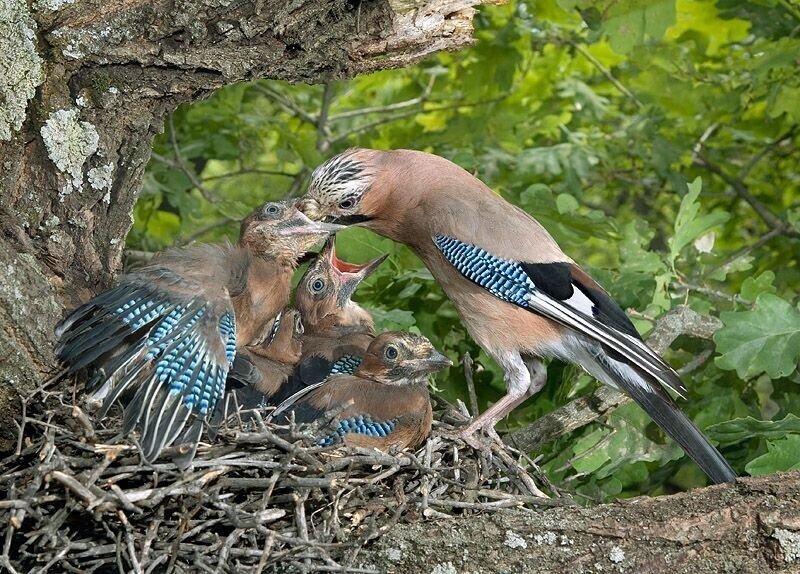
left=694, top=152, right=800, bottom=238
left=568, top=39, right=644, bottom=108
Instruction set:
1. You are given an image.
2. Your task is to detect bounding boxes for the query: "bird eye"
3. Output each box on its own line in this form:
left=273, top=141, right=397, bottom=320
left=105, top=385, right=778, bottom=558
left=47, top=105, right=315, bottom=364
left=311, top=278, right=325, bottom=292
left=264, top=204, right=280, bottom=216
left=338, top=199, right=354, bottom=210
left=384, top=345, right=398, bottom=360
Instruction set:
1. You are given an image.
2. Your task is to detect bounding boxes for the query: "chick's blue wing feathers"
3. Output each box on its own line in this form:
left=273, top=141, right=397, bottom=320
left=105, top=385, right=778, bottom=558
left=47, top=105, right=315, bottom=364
left=319, top=415, right=397, bottom=446
left=56, top=248, right=240, bottom=464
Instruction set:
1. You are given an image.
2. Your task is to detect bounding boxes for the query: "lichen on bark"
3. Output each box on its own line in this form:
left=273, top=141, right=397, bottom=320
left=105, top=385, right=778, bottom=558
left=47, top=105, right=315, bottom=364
left=0, top=0, right=44, bottom=141
left=40, top=109, right=100, bottom=199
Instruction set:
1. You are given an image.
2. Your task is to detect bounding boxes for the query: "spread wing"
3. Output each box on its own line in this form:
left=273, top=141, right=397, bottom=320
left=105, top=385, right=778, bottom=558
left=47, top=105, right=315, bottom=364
left=56, top=247, right=242, bottom=465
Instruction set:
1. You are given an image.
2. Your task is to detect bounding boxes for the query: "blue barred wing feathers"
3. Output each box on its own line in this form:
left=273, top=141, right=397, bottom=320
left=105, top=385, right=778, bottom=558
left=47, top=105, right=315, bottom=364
left=55, top=247, right=242, bottom=465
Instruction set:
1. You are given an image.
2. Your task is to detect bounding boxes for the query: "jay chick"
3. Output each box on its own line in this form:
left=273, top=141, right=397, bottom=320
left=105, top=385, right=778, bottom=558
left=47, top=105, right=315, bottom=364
left=296, top=148, right=736, bottom=484
left=294, top=235, right=386, bottom=385
left=55, top=200, right=341, bottom=465
left=276, top=332, right=450, bottom=450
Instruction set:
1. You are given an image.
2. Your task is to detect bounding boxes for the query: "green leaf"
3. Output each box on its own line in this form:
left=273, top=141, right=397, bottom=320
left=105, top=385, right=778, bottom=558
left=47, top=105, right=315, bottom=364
left=769, top=85, right=800, bottom=121
left=602, top=0, right=677, bottom=54
left=745, top=434, right=800, bottom=476
left=556, top=193, right=579, bottom=214
left=668, top=177, right=730, bottom=267
left=707, top=414, right=800, bottom=446
left=740, top=271, right=776, bottom=303
left=715, top=294, right=800, bottom=380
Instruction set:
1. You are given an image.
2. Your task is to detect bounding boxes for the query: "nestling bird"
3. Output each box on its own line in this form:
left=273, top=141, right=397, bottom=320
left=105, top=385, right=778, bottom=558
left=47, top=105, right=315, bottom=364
left=294, top=235, right=387, bottom=385
left=55, top=200, right=342, bottom=465
left=296, top=148, right=737, bottom=484
left=213, top=307, right=305, bottom=431
left=276, top=332, right=450, bottom=450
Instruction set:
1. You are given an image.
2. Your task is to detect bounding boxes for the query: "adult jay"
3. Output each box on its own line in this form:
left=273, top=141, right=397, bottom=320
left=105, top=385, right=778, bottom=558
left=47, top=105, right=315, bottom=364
left=275, top=332, right=450, bottom=450
left=55, top=200, right=341, bottom=465
left=295, top=148, right=736, bottom=484
left=294, top=235, right=386, bottom=386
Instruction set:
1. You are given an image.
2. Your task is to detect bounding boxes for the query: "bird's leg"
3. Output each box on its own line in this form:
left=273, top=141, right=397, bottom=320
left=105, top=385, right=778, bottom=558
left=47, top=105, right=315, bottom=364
left=459, top=352, right=544, bottom=449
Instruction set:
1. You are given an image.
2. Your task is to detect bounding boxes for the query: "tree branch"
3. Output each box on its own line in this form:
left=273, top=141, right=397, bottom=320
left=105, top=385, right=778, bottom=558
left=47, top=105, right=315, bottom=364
left=364, top=472, right=800, bottom=573
left=694, top=144, right=799, bottom=239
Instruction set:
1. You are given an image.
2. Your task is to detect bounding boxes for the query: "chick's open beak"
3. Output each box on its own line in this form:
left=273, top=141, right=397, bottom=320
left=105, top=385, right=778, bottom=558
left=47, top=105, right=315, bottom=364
left=324, top=236, right=388, bottom=280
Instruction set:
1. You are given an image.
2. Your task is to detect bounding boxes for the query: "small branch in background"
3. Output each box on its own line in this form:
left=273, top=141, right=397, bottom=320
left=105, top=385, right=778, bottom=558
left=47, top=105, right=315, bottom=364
left=316, top=82, right=335, bottom=153
left=328, top=75, right=436, bottom=122
left=174, top=217, right=238, bottom=247
left=694, top=145, right=799, bottom=239
left=677, top=348, right=714, bottom=376
left=672, top=279, right=751, bottom=307
left=711, top=226, right=784, bottom=274
left=202, top=169, right=298, bottom=182
left=567, top=38, right=644, bottom=109
left=505, top=307, right=723, bottom=453
left=253, top=84, right=317, bottom=125
left=739, top=126, right=797, bottom=180
left=690, top=122, right=720, bottom=165
left=162, top=116, right=219, bottom=204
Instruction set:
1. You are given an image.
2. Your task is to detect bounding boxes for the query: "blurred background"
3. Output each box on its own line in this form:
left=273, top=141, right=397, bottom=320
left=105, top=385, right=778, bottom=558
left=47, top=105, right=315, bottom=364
left=129, top=0, right=800, bottom=499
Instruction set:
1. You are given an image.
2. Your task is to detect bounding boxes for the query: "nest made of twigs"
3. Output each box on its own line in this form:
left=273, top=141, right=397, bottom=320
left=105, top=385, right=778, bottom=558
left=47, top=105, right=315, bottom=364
left=0, top=383, right=569, bottom=573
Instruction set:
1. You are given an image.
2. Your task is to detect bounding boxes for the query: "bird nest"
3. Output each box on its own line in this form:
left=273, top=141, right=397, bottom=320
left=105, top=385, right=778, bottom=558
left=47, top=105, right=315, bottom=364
left=0, top=383, right=566, bottom=573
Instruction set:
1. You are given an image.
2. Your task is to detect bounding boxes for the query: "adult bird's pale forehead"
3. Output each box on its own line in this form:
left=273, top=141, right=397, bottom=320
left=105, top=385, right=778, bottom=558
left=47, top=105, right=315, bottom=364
left=309, top=151, right=373, bottom=200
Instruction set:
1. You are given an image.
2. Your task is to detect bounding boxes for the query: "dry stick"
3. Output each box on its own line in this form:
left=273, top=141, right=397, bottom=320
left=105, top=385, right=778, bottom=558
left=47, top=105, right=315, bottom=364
left=14, top=397, right=27, bottom=456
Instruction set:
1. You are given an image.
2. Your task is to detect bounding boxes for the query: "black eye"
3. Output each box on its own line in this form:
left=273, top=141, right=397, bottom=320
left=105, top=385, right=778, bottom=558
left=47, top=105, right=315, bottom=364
left=311, top=278, right=325, bottom=292
left=264, top=204, right=280, bottom=216
left=384, top=345, right=398, bottom=360
left=339, top=199, right=354, bottom=210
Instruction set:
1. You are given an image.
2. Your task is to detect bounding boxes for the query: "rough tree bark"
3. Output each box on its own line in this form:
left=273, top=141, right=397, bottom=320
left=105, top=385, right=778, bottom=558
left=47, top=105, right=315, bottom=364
left=363, top=472, right=800, bottom=573
left=0, top=0, right=482, bottom=449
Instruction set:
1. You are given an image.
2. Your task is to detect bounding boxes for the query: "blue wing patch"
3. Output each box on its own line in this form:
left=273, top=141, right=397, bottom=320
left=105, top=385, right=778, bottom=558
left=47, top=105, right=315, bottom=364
left=328, top=355, right=362, bottom=377
left=319, top=415, right=397, bottom=446
left=219, top=312, right=237, bottom=364
left=433, top=235, right=533, bottom=306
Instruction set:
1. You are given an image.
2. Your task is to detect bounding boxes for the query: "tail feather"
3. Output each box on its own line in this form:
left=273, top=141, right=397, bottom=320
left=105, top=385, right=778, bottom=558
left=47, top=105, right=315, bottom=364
left=171, top=419, right=204, bottom=470
left=595, top=354, right=736, bottom=484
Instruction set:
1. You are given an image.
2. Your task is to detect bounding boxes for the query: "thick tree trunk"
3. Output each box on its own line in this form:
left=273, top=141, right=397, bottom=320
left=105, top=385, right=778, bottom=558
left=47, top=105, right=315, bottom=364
left=364, top=472, right=800, bottom=573
left=0, top=0, right=481, bottom=450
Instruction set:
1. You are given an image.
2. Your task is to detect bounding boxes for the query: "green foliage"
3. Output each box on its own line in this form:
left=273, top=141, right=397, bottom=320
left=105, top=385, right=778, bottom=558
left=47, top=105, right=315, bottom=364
left=715, top=294, right=800, bottom=380
left=707, top=414, right=800, bottom=446
left=132, top=0, right=800, bottom=498
left=745, top=435, right=800, bottom=476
